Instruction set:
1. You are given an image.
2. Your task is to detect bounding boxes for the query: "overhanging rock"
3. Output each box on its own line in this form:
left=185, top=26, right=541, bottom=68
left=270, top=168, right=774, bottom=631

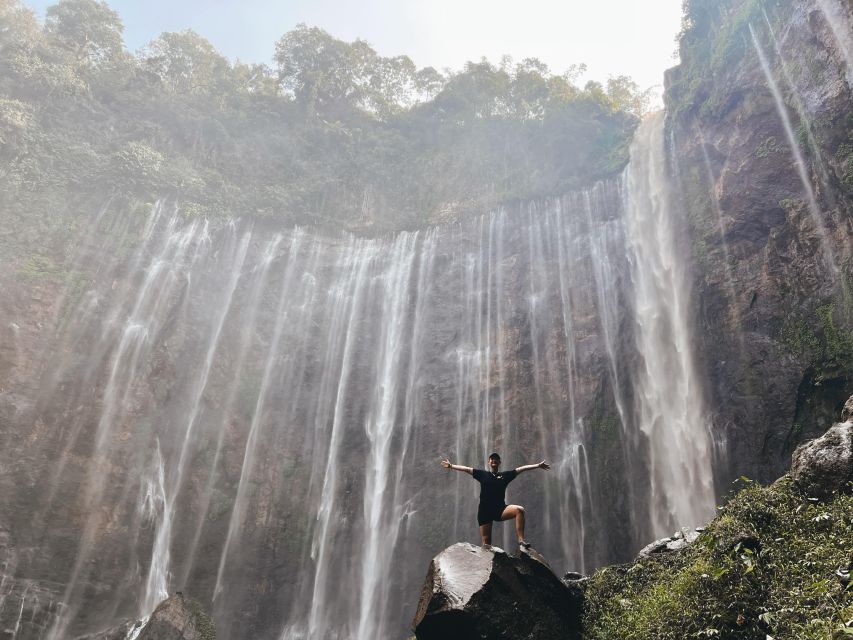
left=412, top=543, right=582, bottom=640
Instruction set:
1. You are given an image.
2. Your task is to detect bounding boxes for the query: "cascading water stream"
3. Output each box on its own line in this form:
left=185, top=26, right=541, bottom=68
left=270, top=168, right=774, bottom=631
left=144, top=229, right=251, bottom=616
left=12, top=111, right=720, bottom=639
left=816, top=0, right=853, bottom=86
left=47, top=213, right=208, bottom=640
left=214, top=230, right=307, bottom=598
left=749, top=24, right=839, bottom=275
left=760, top=9, right=836, bottom=199
left=140, top=441, right=169, bottom=613
left=623, top=113, right=716, bottom=538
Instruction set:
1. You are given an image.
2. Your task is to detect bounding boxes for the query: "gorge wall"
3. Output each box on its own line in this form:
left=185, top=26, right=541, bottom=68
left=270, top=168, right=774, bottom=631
left=0, top=118, right=715, bottom=639
left=665, top=0, right=853, bottom=486
left=0, top=0, right=851, bottom=639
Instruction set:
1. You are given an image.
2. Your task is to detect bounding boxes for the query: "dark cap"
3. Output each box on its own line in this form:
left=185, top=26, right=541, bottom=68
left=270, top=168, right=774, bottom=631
left=488, top=452, right=501, bottom=460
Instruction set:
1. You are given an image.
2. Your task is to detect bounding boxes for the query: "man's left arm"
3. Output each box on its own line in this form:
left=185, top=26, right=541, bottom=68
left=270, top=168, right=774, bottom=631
left=514, top=460, right=551, bottom=474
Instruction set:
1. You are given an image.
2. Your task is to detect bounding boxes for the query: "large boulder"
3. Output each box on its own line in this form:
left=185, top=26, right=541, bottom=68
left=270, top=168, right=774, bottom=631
left=790, top=396, right=853, bottom=499
left=136, top=594, right=216, bottom=640
left=412, top=543, right=582, bottom=640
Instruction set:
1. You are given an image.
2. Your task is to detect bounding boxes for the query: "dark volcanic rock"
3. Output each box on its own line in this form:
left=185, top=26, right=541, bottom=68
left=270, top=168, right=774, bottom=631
left=790, top=398, right=853, bottom=498
left=412, top=542, right=581, bottom=640
left=136, top=594, right=216, bottom=640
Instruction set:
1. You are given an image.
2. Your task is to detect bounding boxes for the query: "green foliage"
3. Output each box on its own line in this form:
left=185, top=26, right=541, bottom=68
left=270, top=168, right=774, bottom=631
left=0, top=3, right=645, bottom=238
left=140, top=29, right=229, bottom=96
left=587, top=385, right=620, bottom=446
left=668, top=0, right=778, bottom=121
left=815, top=304, right=853, bottom=376
left=19, top=253, right=62, bottom=278
left=836, top=143, right=853, bottom=191
left=584, top=478, right=853, bottom=639
left=779, top=303, right=853, bottom=382
left=755, top=136, right=781, bottom=158
left=185, top=596, right=217, bottom=640
left=45, top=0, right=125, bottom=70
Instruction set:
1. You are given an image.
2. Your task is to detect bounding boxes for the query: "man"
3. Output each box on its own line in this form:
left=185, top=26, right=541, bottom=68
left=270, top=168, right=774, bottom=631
left=441, top=452, right=550, bottom=548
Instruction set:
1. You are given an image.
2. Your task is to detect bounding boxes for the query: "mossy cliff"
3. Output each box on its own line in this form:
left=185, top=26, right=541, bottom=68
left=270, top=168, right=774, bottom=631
left=664, top=0, right=853, bottom=488
left=584, top=473, right=853, bottom=639
left=582, top=399, right=853, bottom=638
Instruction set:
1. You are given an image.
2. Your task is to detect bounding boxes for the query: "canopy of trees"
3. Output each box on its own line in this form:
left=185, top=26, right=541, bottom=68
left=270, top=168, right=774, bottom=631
left=1, top=0, right=648, bottom=233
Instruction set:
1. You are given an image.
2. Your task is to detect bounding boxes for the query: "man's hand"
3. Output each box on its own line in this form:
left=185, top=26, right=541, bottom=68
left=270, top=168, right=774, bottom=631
left=441, top=459, right=451, bottom=469
left=538, top=460, right=551, bottom=470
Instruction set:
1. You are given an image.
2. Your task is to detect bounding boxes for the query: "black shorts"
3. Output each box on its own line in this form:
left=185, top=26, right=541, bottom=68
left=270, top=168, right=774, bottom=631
left=477, top=503, right=507, bottom=526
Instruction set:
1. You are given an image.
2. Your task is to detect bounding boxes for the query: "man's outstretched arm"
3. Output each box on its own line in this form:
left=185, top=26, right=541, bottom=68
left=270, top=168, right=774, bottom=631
left=441, top=459, right=473, bottom=475
left=515, top=460, right=551, bottom=474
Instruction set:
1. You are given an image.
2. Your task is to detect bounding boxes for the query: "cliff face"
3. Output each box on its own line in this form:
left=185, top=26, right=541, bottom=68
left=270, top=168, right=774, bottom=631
left=0, top=196, right=644, bottom=639
left=0, top=1, right=850, bottom=639
left=665, top=0, right=853, bottom=486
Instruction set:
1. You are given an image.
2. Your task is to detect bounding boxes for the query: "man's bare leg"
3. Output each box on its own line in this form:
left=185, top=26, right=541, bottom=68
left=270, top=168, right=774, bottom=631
left=500, top=505, right=526, bottom=543
left=479, top=523, right=493, bottom=546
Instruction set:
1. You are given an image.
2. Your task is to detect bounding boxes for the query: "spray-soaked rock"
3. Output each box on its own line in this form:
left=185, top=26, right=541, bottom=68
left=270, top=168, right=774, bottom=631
left=842, top=395, right=853, bottom=423
left=790, top=398, right=853, bottom=499
left=136, top=593, right=216, bottom=640
left=74, top=621, right=137, bottom=640
left=636, top=528, right=702, bottom=559
left=412, top=542, right=581, bottom=640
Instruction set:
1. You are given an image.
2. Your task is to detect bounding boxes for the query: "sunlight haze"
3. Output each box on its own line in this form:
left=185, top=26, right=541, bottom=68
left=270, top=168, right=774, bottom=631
left=26, top=0, right=685, bottom=92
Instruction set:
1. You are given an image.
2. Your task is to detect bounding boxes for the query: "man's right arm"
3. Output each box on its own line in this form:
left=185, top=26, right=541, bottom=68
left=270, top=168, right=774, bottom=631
left=441, top=459, right=473, bottom=475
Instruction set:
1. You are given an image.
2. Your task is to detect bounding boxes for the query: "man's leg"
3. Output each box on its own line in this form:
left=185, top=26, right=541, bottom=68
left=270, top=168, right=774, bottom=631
left=479, top=522, right=493, bottom=546
left=500, top=505, right=526, bottom=542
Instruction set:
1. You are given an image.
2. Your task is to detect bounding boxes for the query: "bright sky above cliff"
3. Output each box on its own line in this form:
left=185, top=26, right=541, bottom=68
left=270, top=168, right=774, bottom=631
left=27, top=0, right=684, bottom=94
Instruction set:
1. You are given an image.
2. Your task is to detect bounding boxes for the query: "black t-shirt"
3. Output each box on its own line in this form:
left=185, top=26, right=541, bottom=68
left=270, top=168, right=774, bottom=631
left=472, top=468, right=518, bottom=509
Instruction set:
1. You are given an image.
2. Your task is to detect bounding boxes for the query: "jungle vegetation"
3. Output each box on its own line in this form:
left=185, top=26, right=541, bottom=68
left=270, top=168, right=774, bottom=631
left=0, top=0, right=650, bottom=236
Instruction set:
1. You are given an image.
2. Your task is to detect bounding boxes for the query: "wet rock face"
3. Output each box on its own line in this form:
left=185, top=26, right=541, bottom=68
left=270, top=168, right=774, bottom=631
left=412, top=543, right=582, bottom=640
left=842, top=396, right=853, bottom=423
left=74, top=621, right=137, bottom=640
left=665, top=0, right=853, bottom=487
left=636, top=528, right=702, bottom=559
left=136, top=594, right=216, bottom=640
left=790, top=397, right=853, bottom=498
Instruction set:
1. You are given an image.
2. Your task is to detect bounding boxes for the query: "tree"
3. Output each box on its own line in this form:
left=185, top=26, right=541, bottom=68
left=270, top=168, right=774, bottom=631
left=141, top=30, right=230, bottom=95
left=605, top=75, right=654, bottom=117
left=273, top=24, right=437, bottom=119
left=44, top=0, right=125, bottom=70
left=0, top=0, right=40, bottom=52
left=274, top=24, right=367, bottom=116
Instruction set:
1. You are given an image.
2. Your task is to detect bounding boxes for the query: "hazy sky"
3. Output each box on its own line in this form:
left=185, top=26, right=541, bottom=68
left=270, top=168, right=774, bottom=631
left=26, top=0, right=685, bottom=93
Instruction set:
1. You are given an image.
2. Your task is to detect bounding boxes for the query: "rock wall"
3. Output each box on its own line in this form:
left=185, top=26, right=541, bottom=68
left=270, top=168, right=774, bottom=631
left=0, top=193, right=646, bottom=639
left=0, top=1, right=850, bottom=638
left=665, top=0, right=853, bottom=487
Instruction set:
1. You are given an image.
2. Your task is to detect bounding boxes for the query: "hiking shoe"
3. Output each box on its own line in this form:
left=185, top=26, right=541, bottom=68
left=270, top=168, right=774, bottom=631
left=519, top=540, right=532, bottom=550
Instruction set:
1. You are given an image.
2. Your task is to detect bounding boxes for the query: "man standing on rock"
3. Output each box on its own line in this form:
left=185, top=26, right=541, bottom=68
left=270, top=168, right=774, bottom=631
left=441, top=452, right=550, bottom=548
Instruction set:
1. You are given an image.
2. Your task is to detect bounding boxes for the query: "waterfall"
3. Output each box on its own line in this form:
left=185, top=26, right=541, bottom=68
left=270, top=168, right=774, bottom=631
left=816, top=0, right=853, bottom=87
left=623, top=113, right=716, bottom=538
left=749, top=24, right=839, bottom=274
left=5, top=113, right=720, bottom=640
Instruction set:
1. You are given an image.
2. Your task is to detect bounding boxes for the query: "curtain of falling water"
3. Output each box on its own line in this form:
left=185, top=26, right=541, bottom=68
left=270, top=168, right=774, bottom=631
left=623, top=113, right=716, bottom=539
left=5, top=117, right=718, bottom=639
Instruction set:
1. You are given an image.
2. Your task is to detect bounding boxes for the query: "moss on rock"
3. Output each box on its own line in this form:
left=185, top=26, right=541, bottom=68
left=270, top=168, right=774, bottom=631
left=583, top=477, right=853, bottom=639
